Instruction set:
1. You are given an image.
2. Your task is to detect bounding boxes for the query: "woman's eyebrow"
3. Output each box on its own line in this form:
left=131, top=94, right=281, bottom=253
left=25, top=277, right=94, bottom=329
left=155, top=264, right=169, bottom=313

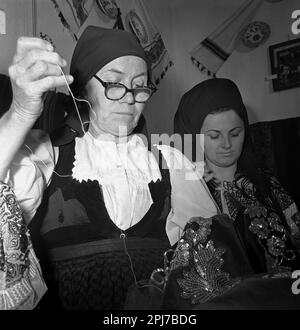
left=205, top=126, right=243, bottom=133
left=105, top=69, right=123, bottom=75
left=104, top=69, right=147, bottom=79
left=230, top=126, right=243, bottom=132
left=132, top=72, right=147, bottom=79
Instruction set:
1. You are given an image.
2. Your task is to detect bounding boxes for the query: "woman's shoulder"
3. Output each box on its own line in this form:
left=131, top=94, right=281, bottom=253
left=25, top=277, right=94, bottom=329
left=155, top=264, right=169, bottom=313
left=6, top=129, right=57, bottom=223
left=152, top=144, right=204, bottom=180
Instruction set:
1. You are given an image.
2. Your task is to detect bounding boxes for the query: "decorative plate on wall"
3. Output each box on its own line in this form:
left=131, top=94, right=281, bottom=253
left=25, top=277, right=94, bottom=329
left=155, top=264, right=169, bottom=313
left=95, top=0, right=118, bottom=19
left=239, top=21, right=271, bottom=49
left=127, top=10, right=148, bottom=44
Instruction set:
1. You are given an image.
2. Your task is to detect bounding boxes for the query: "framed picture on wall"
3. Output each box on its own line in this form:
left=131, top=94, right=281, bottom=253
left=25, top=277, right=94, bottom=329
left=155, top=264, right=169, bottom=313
left=269, top=38, right=300, bottom=92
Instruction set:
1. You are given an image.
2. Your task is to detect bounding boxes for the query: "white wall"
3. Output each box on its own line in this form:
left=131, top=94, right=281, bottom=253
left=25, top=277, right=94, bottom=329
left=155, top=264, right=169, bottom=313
left=218, top=0, right=300, bottom=124
left=1, top=0, right=299, bottom=135
left=0, top=0, right=32, bottom=74
left=163, top=0, right=300, bottom=129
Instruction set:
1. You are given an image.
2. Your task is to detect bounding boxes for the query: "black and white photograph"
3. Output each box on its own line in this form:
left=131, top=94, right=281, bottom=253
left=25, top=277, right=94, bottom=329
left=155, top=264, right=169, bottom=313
left=0, top=0, right=300, bottom=320
left=269, top=37, right=300, bottom=91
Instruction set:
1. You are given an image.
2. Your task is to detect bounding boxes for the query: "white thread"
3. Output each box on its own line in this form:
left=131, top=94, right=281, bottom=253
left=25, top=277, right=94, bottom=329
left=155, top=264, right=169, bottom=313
left=24, top=143, right=72, bottom=178
left=57, top=65, right=97, bottom=135
left=120, top=232, right=167, bottom=293
left=21, top=66, right=99, bottom=178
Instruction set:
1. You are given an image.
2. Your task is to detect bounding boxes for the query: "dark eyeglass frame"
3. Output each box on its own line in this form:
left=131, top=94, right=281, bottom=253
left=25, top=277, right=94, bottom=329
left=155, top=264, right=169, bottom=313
left=93, top=75, right=157, bottom=103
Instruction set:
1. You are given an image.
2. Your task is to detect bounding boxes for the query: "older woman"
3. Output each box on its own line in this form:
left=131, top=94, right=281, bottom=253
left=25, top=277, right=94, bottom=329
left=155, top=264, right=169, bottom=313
left=0, top=26, right=167, bottom=310
left=0, top=26, right=216, bottom=310
left=162, top=78, right=300, bottom=309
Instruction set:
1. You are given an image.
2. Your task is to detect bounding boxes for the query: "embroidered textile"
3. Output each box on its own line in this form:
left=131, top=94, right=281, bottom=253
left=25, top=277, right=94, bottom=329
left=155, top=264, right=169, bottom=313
left=170, top=217, right=239, bottom=304
left=0, top=183, right=47, bottom=310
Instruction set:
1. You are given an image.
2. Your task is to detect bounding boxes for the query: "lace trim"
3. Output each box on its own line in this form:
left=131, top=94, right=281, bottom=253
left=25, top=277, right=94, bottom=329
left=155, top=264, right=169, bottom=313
left=72, top=133, right=162, bottom=184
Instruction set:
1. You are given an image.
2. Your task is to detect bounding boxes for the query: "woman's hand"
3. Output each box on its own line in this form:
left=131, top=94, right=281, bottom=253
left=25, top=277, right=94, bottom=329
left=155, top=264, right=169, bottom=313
left=8, top=37, right=73, bottom=121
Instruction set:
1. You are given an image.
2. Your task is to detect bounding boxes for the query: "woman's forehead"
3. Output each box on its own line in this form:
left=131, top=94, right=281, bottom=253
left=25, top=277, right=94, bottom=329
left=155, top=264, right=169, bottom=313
left=202, top=110, right=244, bottom=129
left=97, top=55, right=148, bottom=77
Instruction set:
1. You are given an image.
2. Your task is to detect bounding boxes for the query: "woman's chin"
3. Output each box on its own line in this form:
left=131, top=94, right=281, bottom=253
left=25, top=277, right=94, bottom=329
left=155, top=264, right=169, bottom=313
left=215, top=157, right=238, bottom=168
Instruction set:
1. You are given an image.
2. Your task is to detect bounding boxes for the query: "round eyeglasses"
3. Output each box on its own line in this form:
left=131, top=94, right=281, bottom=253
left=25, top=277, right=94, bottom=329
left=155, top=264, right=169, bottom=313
left=93, top=75, right=157, bottom=103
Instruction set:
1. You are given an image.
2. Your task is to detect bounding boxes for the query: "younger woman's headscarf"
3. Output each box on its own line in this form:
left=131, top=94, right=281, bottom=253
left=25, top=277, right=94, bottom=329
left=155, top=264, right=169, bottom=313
left=174, top=78, right=249, bottom=138
left=174, top=78, right=249, bottom=166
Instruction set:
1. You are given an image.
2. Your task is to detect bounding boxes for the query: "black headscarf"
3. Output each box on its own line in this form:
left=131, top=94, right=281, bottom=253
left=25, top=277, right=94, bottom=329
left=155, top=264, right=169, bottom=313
left=52, top=26, right=150, bottom=143
left=70, top=25, right=151, bottom=96
left=174, top=78, right=249, bottom=138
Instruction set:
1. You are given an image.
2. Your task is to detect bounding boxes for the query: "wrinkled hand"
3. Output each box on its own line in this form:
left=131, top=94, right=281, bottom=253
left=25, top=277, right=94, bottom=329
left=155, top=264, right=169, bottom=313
left=8, top=37, right=73, bottom=120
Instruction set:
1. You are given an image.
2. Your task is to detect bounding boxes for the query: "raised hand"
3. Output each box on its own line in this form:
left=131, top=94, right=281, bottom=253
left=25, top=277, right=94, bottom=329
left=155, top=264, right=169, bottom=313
left=8, top=37, right=73, bottom=120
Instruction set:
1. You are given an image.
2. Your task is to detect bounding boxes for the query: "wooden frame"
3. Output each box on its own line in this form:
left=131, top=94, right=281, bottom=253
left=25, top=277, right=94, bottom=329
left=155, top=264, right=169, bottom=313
left=269, top=38, right=300, bottom=92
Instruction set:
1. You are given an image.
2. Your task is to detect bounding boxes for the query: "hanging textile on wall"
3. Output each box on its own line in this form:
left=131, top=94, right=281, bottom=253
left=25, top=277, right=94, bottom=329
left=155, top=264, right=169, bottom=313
left=48, top=0, right=172, bottom=86
left=94, top=0, right=124, bottom=29
left=117, top=0, right=173, bottom=86
left=50, top=0, right=127, bottom=42
left=50, top=0, right=95, bottom=41
left=190, top=0, right=264, bottom=77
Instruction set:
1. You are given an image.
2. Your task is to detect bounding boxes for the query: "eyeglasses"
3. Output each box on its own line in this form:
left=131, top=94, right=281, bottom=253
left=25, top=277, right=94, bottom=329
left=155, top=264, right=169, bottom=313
left=93, top=75, right=157, bottom=103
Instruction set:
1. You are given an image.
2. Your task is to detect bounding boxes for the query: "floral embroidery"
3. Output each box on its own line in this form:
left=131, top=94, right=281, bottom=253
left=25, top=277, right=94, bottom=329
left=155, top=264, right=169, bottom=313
left=184, top=217, right=212, bottom=245
left=170, top=218, right=212, bottom=271
left=249, top=217, right=270, bottom=239
left=267, top=212, right=285, bottom=233
left=177, top=240, right=239, bottom=304
left=269, top=176, right=294, bottom=211
left=247, top=206, right=296, bottom=271
left=207, top=174, right=260, bottom=221
left=169, top=240, right=190, bottom=271
left=205, top=168, right=300, bottom=271
left=171, top=217, right=239, bottom=305
left=246, top=206, right=267, bottom=218
left=267, top=236, right=286, bottom=257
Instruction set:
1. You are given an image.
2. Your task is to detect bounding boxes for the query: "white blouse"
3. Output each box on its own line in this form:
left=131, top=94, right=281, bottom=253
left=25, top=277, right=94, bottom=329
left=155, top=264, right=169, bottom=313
left=72, top=132, right=162, bottom=230
left=4, top=130, right=218, bottom=245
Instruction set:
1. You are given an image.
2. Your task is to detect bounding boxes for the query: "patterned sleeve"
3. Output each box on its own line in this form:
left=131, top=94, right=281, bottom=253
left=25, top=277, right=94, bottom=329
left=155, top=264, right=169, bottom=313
left=0, top=182, right=47, bottom=309
left=269, top=175, right=300, bottom=239
left=4, top=129, right=56, bottom=224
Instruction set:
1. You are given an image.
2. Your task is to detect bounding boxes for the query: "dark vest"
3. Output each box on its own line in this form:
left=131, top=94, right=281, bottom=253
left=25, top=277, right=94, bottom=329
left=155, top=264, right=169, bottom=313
left=29, top=139, right=171, bottom=261
left=29, top=120, right=172, bottom=310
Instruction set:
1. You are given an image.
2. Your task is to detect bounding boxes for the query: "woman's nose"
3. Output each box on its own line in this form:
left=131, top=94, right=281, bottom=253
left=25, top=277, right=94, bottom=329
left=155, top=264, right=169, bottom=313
left=120, top=90, right=135, bottom=104
left=222, top=136, right=232, bottom=149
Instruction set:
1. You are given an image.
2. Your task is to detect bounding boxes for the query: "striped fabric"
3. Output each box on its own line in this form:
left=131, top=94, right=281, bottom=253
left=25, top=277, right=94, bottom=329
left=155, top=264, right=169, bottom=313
left=190, top=0, right=264, bottom=77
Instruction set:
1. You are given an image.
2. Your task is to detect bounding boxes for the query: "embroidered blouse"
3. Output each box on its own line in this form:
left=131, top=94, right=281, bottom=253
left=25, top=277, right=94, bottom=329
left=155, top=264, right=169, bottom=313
left=206, top=172, right=300, bottom=236
left=204, top=171, right=300, bottom=272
